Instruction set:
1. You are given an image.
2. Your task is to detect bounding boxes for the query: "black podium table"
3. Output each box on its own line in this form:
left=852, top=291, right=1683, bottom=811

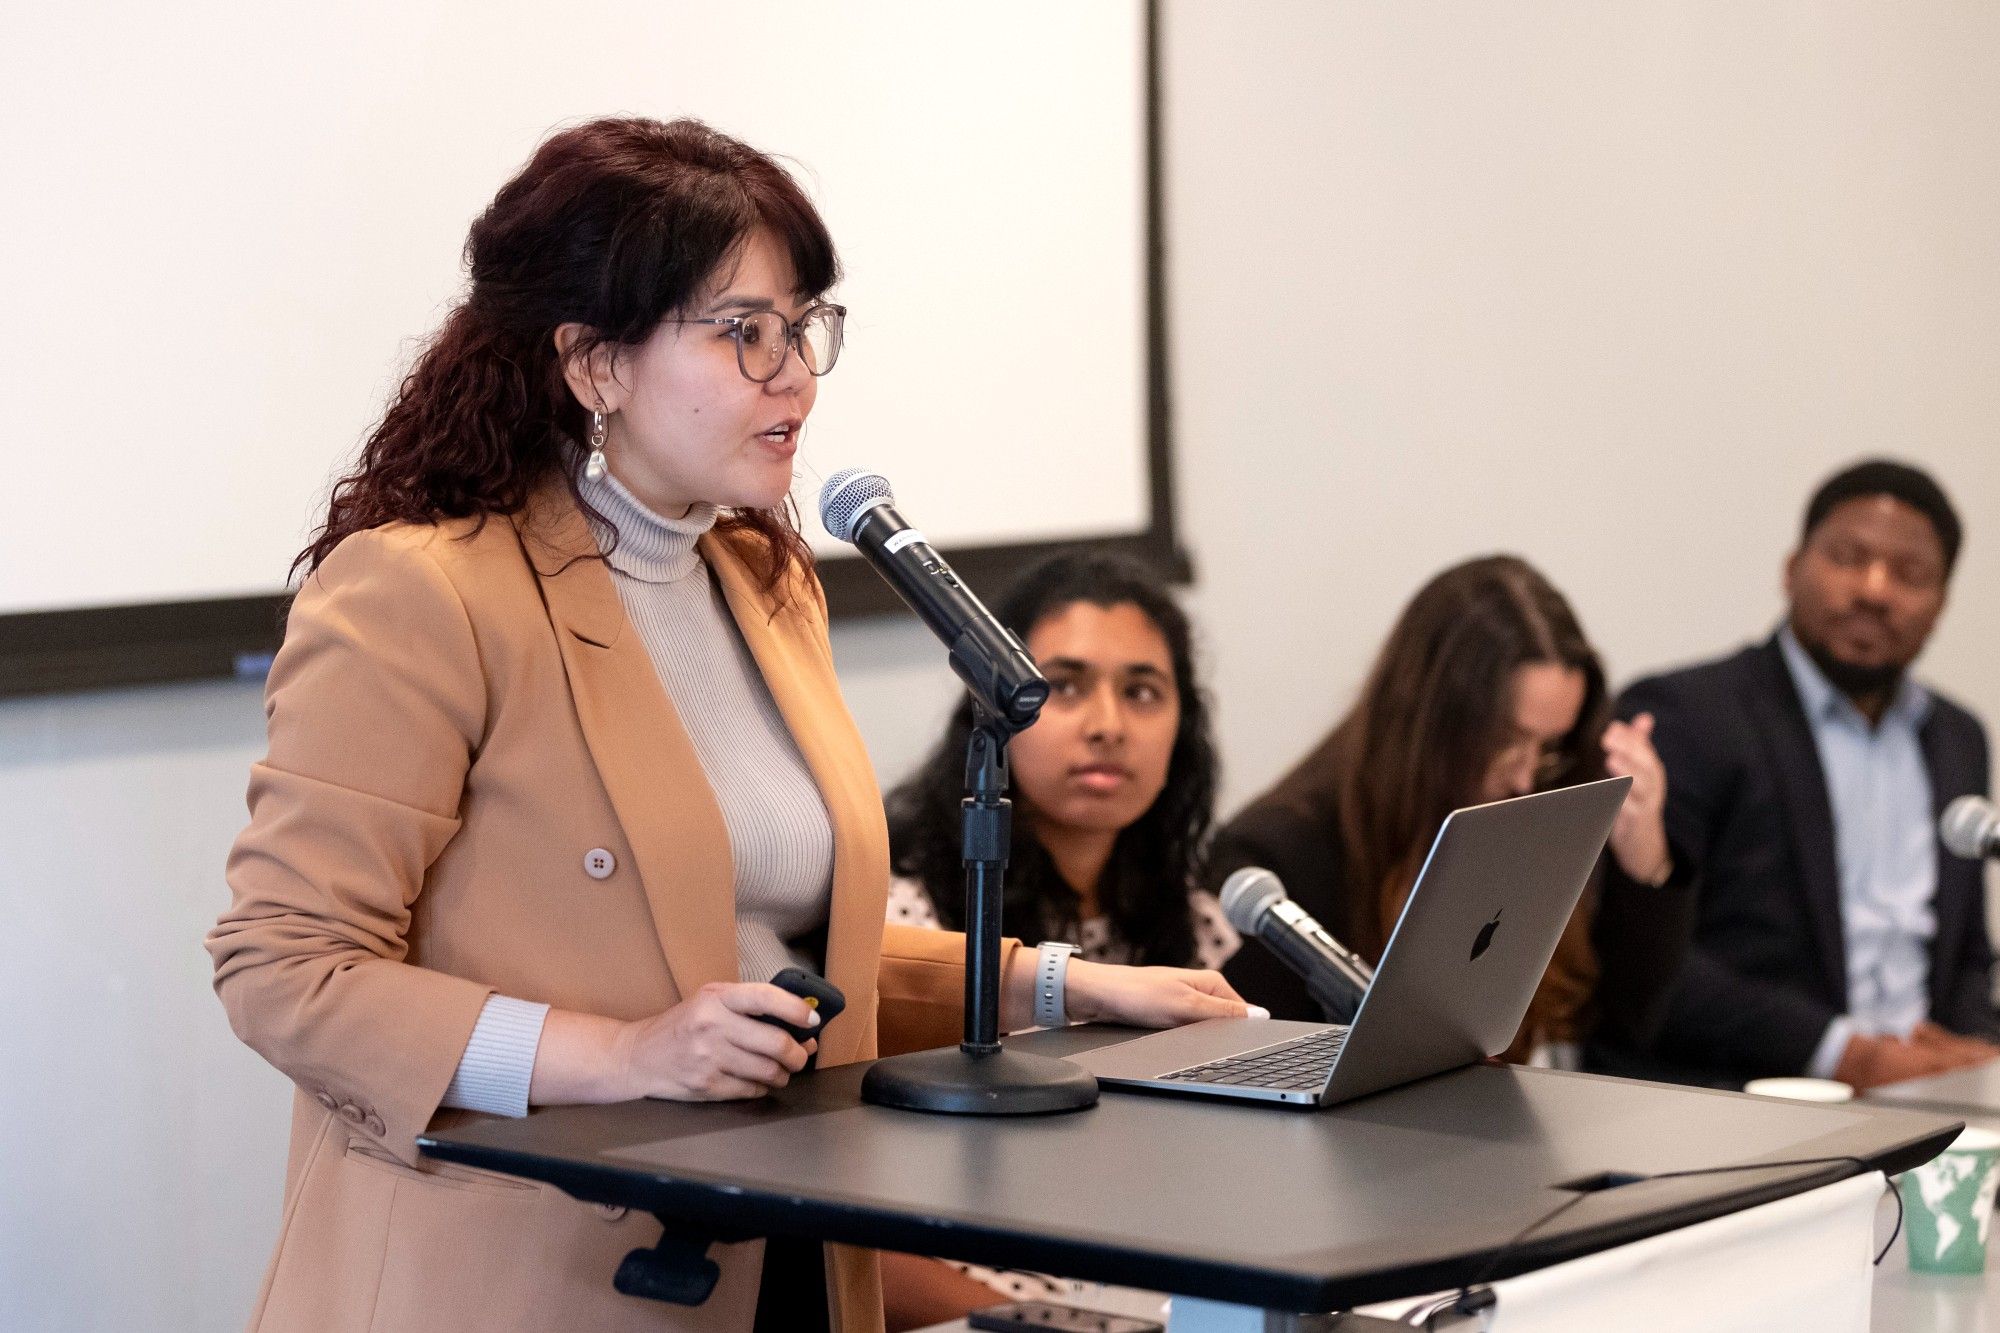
left=421, top=1026, right=1957, bottom=1315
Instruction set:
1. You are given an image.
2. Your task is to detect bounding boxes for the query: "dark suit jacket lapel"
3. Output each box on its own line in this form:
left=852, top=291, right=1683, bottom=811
left=516, top=490, right=740, bottom=999
left=1746, top=638, right=1848, bottom=1003
left=705, top=534, right=889, bottom=1070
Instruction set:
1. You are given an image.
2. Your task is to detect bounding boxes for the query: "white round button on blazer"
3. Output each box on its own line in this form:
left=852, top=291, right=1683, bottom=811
left=583, top=848, right=616, bottom=880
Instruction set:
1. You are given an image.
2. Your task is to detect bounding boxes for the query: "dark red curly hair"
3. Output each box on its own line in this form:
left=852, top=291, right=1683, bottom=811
left=296, top=116, right=836, bottom=587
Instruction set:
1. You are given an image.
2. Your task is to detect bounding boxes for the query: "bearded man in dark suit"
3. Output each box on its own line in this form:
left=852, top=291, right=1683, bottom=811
left=1592, top=460, right=1997, bottom=1090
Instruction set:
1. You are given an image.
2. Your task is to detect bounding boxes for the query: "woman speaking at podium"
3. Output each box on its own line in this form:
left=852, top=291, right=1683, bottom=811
left=205, top=116, right=1247, bottom=1333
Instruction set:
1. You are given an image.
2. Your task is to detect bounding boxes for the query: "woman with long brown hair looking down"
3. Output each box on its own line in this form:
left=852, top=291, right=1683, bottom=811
left=1207, top=555, right=1697, bottom=1063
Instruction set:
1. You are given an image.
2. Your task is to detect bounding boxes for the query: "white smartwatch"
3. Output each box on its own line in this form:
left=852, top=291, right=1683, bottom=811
left=1034, top=941, right=1081, bottom=1030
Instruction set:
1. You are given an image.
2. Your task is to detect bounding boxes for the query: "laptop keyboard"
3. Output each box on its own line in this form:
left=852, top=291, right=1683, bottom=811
left=1160, top=1026, right=1350, bottom=1091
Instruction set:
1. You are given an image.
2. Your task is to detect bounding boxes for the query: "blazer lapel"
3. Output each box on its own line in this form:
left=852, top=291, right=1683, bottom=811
left=516, top=491, right=740, bottom=999
left=1747, top=639, right=1849, bottom=1002
left=705, top=534, right=889, bottom=1069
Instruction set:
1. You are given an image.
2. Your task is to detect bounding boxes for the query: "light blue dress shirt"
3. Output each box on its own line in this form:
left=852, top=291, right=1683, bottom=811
left=1777, top=628, right=1937, bottom=1078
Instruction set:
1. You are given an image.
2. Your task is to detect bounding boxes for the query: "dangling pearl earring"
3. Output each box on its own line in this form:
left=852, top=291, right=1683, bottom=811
left=585, top=407, right=608, bottom=482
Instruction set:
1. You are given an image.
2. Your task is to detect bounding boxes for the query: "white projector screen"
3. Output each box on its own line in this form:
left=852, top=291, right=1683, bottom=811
left=0, top=1, right=1171, bottom=692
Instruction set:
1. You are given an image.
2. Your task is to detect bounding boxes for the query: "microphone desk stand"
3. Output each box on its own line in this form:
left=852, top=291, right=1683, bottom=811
left=861, top=711, right=1099, bottom=1115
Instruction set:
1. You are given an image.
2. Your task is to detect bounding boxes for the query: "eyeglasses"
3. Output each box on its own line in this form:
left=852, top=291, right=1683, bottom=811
left=1490, top=733, right=1573, bottom=786
left=664, top=303, right=846, bottom=383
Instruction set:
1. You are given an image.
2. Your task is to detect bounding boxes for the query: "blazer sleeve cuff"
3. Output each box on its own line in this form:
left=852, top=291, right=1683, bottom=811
left=875, top=924, right=1022, bottom=1057
left=272, top=962, right=495, bottom=1167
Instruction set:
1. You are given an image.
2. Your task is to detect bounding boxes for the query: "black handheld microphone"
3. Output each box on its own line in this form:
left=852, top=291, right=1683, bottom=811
left=1942, top=796, right=2000, bottom=861
left=1218, top=867, right=1376, bottom=1023
left=818, top=469, right=1049, bottom=729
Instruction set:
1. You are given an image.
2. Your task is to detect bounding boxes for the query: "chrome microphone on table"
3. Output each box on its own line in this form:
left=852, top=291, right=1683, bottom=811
left=1942, top=795, right=2000, bottom=862
left=818, top=468, right=1046, bottom=731
left=1218, top=867, right=1375, bottom=1024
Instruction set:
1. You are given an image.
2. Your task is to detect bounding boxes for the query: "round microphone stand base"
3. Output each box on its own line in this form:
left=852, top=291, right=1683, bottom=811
left=860, top=1045, right=1099, bottom=1116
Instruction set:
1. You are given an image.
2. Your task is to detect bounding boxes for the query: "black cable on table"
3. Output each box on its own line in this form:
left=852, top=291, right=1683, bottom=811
left=1394, top=1152, right=1896, bottom=1329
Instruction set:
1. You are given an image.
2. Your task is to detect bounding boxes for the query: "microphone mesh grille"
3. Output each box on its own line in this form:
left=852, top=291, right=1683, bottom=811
left=1218, top=867, right=1287, bottom=935
left=1941, top=795, right=1997, bottom=860
left=818, top=469, right=893, bottom=542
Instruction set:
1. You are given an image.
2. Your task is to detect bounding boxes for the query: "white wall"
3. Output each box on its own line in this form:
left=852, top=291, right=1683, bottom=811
left=1164, top=0, right=2000, bottom=805
left=6, top=4, right=2000, bottom=1329
left=0, top=683, right=287, bottom=1330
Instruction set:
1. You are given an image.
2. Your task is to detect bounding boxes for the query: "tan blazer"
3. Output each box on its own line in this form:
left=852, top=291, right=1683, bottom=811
left=208, top=486, right=1004, bottom=1332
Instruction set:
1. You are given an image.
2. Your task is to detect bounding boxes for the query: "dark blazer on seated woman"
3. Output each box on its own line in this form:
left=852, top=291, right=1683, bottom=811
left=207, top=491, right=977, bottom=1333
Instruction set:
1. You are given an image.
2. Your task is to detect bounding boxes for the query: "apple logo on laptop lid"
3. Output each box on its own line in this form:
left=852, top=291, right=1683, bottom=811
left=1470, top=910, right=1501, bottom=961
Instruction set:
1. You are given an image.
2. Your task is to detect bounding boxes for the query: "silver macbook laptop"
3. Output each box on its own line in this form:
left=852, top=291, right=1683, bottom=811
left=1064, top=776, right=1631, bottom=1107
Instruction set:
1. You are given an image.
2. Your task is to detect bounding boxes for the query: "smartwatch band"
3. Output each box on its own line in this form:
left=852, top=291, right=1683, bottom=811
left=1034, top=941, right=1080, bottom=1030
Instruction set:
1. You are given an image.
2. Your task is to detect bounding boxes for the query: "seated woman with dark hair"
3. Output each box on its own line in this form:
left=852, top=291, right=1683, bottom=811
left=1208, top=555, right=1697, bottom=1064
left=884, top=551, right=1238, bottom=972
left=878, top=551, right=1241, bottom=1329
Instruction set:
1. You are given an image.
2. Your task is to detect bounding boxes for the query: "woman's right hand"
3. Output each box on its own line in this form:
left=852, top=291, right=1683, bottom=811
left=614, top=981, right=821, bottom=1101
left=1602, top=712, right=1673, bottom=885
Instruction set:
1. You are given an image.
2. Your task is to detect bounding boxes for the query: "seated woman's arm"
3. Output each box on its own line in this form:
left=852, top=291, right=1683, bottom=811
left=1589, top=706, right=1702, bottom=1049
left=875, top=922, right=1251, bottom=1057
left=1589, top=844, right=1700, bottom=1048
